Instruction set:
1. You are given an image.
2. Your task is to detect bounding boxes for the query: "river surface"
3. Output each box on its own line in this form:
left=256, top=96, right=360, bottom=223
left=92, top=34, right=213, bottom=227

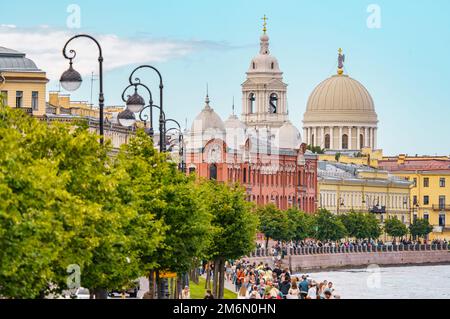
left=297, top=265, right=450, bottom=299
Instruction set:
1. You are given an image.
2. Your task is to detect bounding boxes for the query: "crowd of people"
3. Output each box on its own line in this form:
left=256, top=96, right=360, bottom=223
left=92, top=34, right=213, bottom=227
left=257, top=238, right=449, bottom=259
left=227, top=260, right=340, bottom=300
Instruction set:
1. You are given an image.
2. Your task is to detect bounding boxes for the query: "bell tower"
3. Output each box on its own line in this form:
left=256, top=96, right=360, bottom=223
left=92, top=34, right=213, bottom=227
left=242, top=16, right=289, bottom=129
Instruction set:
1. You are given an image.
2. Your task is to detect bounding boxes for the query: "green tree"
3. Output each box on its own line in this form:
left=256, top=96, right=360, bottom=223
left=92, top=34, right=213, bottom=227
left=409, top=218, right=433, bottom=241
left=307, top=145, right=325, bottom=154
left=0, top=105, right=162, bottom=299
left=115, top=131, right=212, bottom=298
left=257, top=204, right=291, bottom=249
left=315, top=209, right=347, bottom=242
left=339, top=211, right=382, bottom=240
left=199, top=181, right=258, bottom=299
left=286, top=208, right=316, bottom=242
left=384, top=217, right=408, bottom=240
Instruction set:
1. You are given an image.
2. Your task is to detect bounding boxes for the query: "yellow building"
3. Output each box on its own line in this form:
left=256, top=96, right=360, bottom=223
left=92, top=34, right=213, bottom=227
left=379, top=155, right=450, bottom=240
left=46, top=91, right=123, bottom=120
left=318, top=161, right=412, bottom=227
left=0, top=47, right=48, bottom=116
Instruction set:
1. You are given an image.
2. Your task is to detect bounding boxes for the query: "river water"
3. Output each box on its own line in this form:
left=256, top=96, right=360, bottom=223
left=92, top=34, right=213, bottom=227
left=298, top=265, right=450, bottom=299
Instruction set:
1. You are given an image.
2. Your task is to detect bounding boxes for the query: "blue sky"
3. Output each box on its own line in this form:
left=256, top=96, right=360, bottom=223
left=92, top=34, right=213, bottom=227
left=2, top=0, right=450, bottom=155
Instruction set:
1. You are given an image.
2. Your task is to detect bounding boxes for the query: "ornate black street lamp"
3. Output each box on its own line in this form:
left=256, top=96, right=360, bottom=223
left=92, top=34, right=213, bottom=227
left=126, top=65, right=165, bottom=152
left=60, top=34, right=105, bottom=144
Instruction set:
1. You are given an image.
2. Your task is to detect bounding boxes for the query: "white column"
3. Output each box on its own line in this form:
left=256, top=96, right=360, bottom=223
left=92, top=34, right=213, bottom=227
left=339, top=127, right=343, bottom=150
left=306, top=127, right=310, bottom=145
left=357, top=127, right=361, bottom=150
left=314, top=127, right=318, bottom=146
left=330, top=126, right=334, bottom=149
left=374, top=128, right=378, bottom=149
left=321, top=127, right=325, bottom=149
left=365, top=127, right=369, bottom=148
left=348, top=126, right=353, bottom=150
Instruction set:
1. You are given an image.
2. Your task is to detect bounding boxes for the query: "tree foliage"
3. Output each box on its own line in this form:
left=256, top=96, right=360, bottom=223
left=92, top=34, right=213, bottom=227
left=314, top=209, right=347, bottom=241
left=339, top=211, right=382, bottom=240
left=409, top=218, right=433, bottom=240
left=286, top=208, right=316, bottom=242
left=257, top=204, right=291, bottom=246
left=384, top=217, right=408, bottom=239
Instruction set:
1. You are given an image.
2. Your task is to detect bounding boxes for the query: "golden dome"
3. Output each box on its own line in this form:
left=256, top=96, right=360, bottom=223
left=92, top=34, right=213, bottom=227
left=303, top=74, right=378, bottom=124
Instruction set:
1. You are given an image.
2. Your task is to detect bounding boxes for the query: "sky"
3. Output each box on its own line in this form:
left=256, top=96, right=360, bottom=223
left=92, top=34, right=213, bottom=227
left=1, top=0, right=450, bottom=156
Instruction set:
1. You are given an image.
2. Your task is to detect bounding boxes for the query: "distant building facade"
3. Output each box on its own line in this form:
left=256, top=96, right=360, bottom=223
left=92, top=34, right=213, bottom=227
left=185, top=26, right=318, bottom=213
left=379, top=155, right=450, bottom=240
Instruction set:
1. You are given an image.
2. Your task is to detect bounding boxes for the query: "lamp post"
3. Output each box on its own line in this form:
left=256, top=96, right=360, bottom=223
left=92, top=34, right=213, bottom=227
left=60, top=34, right=105, bottom=144
left=336, top=197, right=345, bottom=215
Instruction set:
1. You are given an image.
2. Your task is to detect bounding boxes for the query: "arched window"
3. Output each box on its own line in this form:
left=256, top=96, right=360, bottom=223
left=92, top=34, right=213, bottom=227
left=271, top=62, right=274, bottom=69
left=252, top=62, right=256, bottom=69
left=269, top=93, right=278, bottom=114
left=325, top=134, right=331, bottom=149
left=209, top=164, right=217, bottom=180
left=342, top=134, right=349, bottom=149
left=189, top=167, right=196, bottom=175
left=249, top=93, right=255, bottom=114
left=360, top=134, right=364, bottom=149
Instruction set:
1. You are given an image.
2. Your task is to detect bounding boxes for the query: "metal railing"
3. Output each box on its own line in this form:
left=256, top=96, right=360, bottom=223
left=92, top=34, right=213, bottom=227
left=247, top=244, right=449, bottom=258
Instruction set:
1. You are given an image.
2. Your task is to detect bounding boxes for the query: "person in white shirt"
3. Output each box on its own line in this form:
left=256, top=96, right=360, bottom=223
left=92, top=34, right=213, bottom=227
left=306, top=281, right=318, bottom=299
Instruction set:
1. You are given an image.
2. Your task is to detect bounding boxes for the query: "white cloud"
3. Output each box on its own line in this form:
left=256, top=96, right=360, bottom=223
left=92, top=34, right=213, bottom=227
left=0, top=26, right=213, bottom=81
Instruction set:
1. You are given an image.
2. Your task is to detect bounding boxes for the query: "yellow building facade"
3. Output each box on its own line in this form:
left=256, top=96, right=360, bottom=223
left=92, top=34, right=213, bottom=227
left=318, top=161, right=412, bottom=228
left=0, top=47, right=48, bottom=116
left=379, top=155, right=450, bottom=240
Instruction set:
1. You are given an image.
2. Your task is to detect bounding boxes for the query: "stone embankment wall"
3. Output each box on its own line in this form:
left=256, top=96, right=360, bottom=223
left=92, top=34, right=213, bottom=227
left=247, top=251, right=450, bottom=272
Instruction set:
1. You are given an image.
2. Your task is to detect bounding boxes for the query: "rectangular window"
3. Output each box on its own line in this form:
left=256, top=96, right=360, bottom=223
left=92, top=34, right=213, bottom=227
left=243, top=168, right=247, bottom=183
left=1, top=90, right=7, bottom=105
left=413, top=214, right=418, bottom=223
left=424, top=178, right=429, bottom=188
left=440, top=178, right=446, bottom=188
left=413, top=178, right=417, bottom=187
left=424, top=213, right=429, bottom=221
left=413, top=196, right=418, bottom=206
left=439, top=214, right=446, bottom=227
left=16, top=91, right=23, bottom=108
left=31, top=91, right=39, bottom=110
left=424, top=196, right=429, bottom=205
left=439, top=196, right=446, bottom=210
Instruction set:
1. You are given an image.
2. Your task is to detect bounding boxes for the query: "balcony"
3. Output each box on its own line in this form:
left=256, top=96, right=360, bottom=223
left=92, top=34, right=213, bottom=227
left=432, top=205, right=450, bottom=211
left=20, top=107, right=33, bottom=115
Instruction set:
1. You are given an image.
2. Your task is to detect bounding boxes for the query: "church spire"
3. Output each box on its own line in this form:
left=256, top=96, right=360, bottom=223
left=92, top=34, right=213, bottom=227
left=204, top=83, right=211, bottom=109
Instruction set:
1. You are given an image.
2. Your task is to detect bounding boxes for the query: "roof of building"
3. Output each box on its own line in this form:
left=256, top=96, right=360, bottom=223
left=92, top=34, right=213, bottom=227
left=318, top=161, right=411, bottom=187
left=379, top=158, right=450, bottom=172
left=0, top=47, right=41, bottom=72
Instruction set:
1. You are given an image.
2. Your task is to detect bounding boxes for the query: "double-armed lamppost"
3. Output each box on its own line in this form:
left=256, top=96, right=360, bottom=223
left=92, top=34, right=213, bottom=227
left=60, top=34, right=105, bottom=144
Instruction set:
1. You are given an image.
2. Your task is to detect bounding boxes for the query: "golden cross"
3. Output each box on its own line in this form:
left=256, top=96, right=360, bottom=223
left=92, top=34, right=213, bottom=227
left=262, top=15, right=268, bottom=33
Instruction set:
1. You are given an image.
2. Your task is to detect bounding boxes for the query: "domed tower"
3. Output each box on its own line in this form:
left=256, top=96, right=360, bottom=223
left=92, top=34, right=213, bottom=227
left=242, top=16, right=289, bottom=129
left=302, top=49, right=379, bottom=152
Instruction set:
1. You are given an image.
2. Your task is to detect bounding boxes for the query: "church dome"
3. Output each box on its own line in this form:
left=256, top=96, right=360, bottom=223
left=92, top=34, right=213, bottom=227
left=191, top=95, right=225, bottom=135
left=275, top=121, right=302, bottom=149
left=224, top=114, right=246, bottom=130
left=303, top=74, right=378, bottom=124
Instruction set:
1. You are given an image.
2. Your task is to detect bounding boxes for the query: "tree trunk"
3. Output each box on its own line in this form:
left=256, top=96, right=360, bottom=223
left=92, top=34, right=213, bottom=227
left=265, top=237, right=269, bottom=250
left=213, top=259, right=219, bottom=298
left=93, top=288, right=108, bottom=300
left=218, top=258, right=225, bottom=299
left=148, top=270, right=155, bottom=299
left=176, top=275, right=182, bottom=299
left=205, top=263, right=211, bottom=289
